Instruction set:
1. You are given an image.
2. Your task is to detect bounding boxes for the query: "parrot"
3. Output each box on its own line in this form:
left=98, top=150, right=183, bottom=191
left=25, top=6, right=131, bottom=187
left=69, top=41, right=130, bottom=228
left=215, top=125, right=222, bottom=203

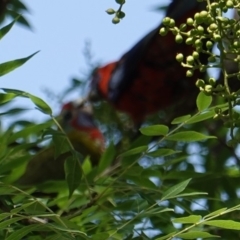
left=18, top=100, right=104, bottom=185
left=90, top=0, right=208, bottom=124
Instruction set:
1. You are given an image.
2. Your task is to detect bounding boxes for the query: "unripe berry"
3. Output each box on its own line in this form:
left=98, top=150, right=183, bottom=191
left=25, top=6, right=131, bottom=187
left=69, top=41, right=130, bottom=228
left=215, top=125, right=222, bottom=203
left=187, top=56, right=194, bottom=64
left=159, top=27, right=168, bottom=36
left=112, top=17, right=120, bottom=24
left=176, top=53, right=184, bottom=62
left=117, top=11, right=125, bottom=19
left=175, top=34, right=183, bottom=43
left=187, top=18, right=194, bottom=26
left=209, top=77, right=216, bottom=86
left=226, top=0, right=234, bottom=8
left=196, top=79, right=205, bottom=87
left=206, top=41, right=213, bottom=49
left=204, top=85, right=212, bottom=93
left=186, top=37, right=193, bottom=45
left=186, top=69, right=194, bottom=77
left=192, top=51, right=199, bottom=59
left=106, top=8, right=115, bottom=15
left=162, top=17, right=171, bottom=26
left=169, top=19, right=175, bottom=27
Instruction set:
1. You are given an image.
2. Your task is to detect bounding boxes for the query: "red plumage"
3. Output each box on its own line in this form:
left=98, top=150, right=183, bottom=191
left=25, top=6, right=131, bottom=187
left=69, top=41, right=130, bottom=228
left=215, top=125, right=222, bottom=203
left=91, top=0, right=207, bottom=123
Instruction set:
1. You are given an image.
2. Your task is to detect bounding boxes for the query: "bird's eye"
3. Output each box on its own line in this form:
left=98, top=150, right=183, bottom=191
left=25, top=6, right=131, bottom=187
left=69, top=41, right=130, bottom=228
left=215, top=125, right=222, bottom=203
left=63, top=111, right=72, bottom=121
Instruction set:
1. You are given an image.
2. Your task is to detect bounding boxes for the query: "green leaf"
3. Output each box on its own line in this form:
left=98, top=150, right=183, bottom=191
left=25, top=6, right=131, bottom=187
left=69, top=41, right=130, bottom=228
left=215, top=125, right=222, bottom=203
left=149, top=148, right=181, bottom=157
left=161, top=179, right=191, bottom=200
left=156, top=232, right=177, bottom=240
left=1, top=89, right=52, bottom=115
left=178, top=231, right=220, bottom=239
left=0, top=51, right=39, bottom=77
left=64, top=151, right=82, bottom=198
left=0, top=18, right=17, bottom=40
left=27, top=93, right=52, bottom=115
left=186, top=111, right=215, bottom=124
left=0, top=107, right=28, bottom=116
left=0, top=93, right=16, bottom=104
left=0, top=217, right=25, bottom=229
left=197, top=92, right=212, bottom=111
left=92, top=233, right=110, bottom=240
left=171, top=114, right=191, bottom=124
left=204, top=208, right=227, bottom=218
left=6, top=224, right=43, bottom=240
left=8, top=120, right=54, bottom=143
left=166, top=131, right=216, bottom=142
left=98, top=142, right=116, bottom=174
left=119, top=146, right=148, bottom=157
left=204, top=220, right=240, bottom=230
left=172, top=215, right=202, bottom=224
left=52, top=134, right=71, bottom=159
left=140, top=125, right=169, bottom=136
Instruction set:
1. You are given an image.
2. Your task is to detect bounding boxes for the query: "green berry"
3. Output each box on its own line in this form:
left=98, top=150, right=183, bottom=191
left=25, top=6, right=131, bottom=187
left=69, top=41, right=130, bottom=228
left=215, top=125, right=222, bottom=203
left=197, top=26, right=204, bottom=34
left=186, top=69, right=194, bottom=77
left=204, top=84, right=212, bottom=93
left=213, top=34, right=221, bottom=41
left=206, top=41, right=213, bottom=49
left=195, top=39, right=202, bottom=47
left=186, top=37, right=193, bottom=45
left=106, top=8, right=115, bottom=15
left=175, top=34, right=183, bottom=43
left=209, top=23, right=218, bottom=31
left=196, top=79, right=205, bottom=87
left=192, top=51, right=199, bottom=59
left=162, top=17, right=171, bottom=26
left=112, top=17, right=120, bottom=24
left=187, top=56, right=194, bottom=64
left=187, top=18, right=194, bottom=26
left=226, top=0, right=234, bottom=8
left=117, top=11, right=125, bottom=19
left=209, top=77, right=216, bottom=86
left=179, top=23, right=187, bottom=31
left=200, top=11, right=208, bottom=19
left=159, top=27, right=168, bottom=36
left=169, top=19, right=175, bottom=27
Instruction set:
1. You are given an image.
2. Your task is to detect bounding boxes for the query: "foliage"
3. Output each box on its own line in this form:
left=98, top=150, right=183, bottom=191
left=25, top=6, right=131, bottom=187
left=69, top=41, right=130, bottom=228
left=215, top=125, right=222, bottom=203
left=1, top=1, right=240, bottom=240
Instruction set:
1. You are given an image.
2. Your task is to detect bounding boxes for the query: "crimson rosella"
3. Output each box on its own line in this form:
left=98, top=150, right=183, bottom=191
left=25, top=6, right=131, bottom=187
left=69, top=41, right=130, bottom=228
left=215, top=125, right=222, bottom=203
left=90, top=0, right=207, bottom=124
left=18, top=100, right=104, bottom=185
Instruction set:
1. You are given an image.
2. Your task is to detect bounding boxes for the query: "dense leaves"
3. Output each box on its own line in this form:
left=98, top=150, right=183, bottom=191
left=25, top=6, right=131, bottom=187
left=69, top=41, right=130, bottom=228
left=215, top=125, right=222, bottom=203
left=1, top=1, right=240, bottom=240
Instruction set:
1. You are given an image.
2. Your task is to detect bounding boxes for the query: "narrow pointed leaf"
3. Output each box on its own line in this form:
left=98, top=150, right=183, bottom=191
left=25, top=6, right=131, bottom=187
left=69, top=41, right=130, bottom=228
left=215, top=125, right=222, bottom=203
left=186, top=111, right=215, bottom=124
left=64, top=152, right=82, bottom=198
left=0, top=93, right=16, bottom=104
left=0, top=18, right=17, bottom=40
left=6, top=224, right=43, bottom=240
left=0, top=51, right=39, bottom=77
left=27, top=93, right=52, bottom=115
left=197, top=92, right=212, bottom=111
left=119, top=146, right=147, bottom=157
left=178, top=231, right=219, bottom=239
left=98, top=142, right=116, bottom=174
left=1, top=89, right=52, bottom=115
left=171, top=115, right=191, bottom=124
left=140, top=125, right=169, bottom=136
left=204, top=220, right=240, bottom=230
left=204, top=208, right=227, bottom=218
left=166, top=131, right=216, bottom=142
left=149, top=148, right=180, bottom=157
left=156, top=232, right=177, bottom=240
left=172, top=215, right=202, bottom=224
left=161, top=179, right=191, bottom=200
